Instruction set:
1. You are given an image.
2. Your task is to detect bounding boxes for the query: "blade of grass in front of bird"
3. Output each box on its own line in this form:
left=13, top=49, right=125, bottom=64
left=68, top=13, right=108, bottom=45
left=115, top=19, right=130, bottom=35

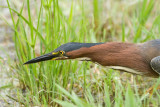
left=104, top=83, right=111, bottom=107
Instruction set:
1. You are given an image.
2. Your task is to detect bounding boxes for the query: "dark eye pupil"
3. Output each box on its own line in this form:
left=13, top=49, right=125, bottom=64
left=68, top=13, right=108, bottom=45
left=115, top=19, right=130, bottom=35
left=60, top=51, right=63, bottom=54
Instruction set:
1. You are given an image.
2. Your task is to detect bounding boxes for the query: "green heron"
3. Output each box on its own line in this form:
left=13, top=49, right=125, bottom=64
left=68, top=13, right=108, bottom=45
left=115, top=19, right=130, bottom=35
left=24, top=39, right=160, bottom=78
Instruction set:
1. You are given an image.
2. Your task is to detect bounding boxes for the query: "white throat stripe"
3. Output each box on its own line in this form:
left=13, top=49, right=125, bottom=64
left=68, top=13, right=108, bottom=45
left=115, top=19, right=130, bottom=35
left=108, top=66, right=144, bottom=75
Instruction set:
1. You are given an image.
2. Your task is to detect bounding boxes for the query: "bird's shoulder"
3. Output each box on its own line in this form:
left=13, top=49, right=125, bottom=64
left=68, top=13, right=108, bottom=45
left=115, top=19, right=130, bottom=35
left=139, top=39, right=160, bottom=62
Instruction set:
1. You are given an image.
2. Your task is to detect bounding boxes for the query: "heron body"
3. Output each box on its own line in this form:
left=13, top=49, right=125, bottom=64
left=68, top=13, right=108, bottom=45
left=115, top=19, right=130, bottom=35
left=24, top=39, right=160, bottom=78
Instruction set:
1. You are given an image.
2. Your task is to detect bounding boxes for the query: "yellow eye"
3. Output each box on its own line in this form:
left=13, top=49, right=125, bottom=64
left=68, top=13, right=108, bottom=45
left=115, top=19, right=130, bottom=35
left=59, top=51, right=64, bottom=55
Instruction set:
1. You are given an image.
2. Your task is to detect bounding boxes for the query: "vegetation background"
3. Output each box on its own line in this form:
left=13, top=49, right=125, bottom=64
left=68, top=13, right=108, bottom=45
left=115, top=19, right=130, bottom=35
left=0, top=0, right=160, bottom=106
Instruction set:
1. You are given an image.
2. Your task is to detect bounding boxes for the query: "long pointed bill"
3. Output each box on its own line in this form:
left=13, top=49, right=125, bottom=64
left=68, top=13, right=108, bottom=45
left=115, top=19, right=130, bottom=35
left=23, top=52, right=60, bottom=65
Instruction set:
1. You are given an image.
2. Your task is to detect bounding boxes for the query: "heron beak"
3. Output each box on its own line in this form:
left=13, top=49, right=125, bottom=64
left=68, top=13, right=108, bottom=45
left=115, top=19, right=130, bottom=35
left=23, top=52, right=61, bottom=65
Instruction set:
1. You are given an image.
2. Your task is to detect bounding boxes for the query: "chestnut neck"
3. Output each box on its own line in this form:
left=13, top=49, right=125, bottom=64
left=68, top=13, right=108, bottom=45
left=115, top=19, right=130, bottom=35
left=67, top=42, right=156, bottom=76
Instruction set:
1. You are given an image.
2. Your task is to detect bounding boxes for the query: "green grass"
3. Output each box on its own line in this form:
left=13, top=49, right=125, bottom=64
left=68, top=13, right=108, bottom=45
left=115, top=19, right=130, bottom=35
left=2, top=0, right=160, bottom=106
